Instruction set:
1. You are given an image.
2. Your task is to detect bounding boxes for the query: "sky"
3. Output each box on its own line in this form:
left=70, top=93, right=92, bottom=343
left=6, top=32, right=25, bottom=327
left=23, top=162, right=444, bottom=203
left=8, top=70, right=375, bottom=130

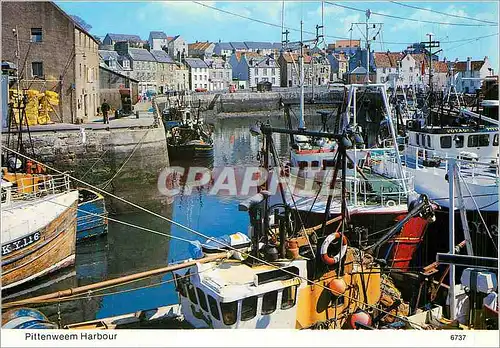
left=57, top=1, right=499, bottom=68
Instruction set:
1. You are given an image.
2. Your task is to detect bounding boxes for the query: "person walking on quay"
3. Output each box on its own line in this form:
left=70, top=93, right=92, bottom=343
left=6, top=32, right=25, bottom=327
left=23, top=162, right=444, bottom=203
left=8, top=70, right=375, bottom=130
left=101, top=99, right=110, bottom=124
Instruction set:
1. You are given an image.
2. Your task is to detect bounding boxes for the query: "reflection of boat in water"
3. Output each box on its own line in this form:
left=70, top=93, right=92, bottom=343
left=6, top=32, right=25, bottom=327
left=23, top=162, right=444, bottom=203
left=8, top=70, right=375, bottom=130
left=77, top=188, right=108, bottom=242
left=1, top=173, right=78, bottom=290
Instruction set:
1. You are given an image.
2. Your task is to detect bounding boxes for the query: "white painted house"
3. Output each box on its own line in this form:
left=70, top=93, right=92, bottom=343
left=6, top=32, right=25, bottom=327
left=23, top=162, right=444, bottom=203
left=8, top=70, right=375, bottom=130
left=148, top=31, right=169, bottom=51
left=184, top=58, right=209, bottom=91
left=452, top=57, right=493, bottom=94
left=373, top=52, right=403, bottom=88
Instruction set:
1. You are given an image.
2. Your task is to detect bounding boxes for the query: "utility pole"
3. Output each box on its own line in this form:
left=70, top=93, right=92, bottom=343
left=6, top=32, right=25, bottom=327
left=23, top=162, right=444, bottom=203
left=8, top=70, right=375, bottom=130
left=312, top=24, right=324, bottom=100
left=420, top=33, right=441, bottom=124
left=352, top=10, right=383, bottom=84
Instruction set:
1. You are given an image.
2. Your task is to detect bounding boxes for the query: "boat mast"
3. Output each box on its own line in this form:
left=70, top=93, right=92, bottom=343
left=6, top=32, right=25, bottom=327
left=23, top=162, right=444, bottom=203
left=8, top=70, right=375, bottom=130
left=299, top=20, right=305, bottom=129
left=365, top=10, right=370, bottom=84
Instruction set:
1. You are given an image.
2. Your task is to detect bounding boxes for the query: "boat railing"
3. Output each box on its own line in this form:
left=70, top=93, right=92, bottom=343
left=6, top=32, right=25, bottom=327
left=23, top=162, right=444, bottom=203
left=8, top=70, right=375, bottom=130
left=404, top=144, right=499, bottom=179
left=3, top=174, right=72, bottom=204
left=346, top=147, right=415, bottom=207
left=344, top=170, right=414, bottom=208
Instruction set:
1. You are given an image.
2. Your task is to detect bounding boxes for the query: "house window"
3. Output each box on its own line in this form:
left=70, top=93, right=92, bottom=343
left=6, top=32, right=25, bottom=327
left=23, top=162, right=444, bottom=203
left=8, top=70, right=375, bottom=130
left=410, top=67, right=413, bottom=73
left=255, top=78, right=258, bottom=85
left=263, top=68, right=267, bottom=76
left=31, top=62, right=43, bottom=78
left=30, top=28, right=42, bottom=42
left=261, top=291, right=277, bottom=315
left=382, top=68, right=386, bottom=74
left=194, top=75, right=197, bottom=80
left=241, top=296, right=257, bottom=321
left=272, top=77, right=275, bottom=85
left=254, top=68, right=258, bottom=75
left=204, top=84, right=207, bottom=88
left=281, top=286, right=297, bottom=310
left=440, top=136, right=452, bottom=149
left=272, top=68, right=276, bottom=75
left=196, top=288, right=208, bottom=312
left=220, top=301, right=237, bottom=325
left=207, top=295, right=221, bottom=320
left=204, top=75, right=207, bottom=81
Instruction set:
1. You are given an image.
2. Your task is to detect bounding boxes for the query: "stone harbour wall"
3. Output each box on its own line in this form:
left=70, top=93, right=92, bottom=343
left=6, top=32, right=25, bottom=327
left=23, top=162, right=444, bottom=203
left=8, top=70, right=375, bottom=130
left=3, top=125, right=170, bottom=213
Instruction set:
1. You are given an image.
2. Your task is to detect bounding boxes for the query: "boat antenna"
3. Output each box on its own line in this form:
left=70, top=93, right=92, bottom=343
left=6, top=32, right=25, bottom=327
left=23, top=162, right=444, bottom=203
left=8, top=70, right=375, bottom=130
left=299, top=20, right=305, bottom=129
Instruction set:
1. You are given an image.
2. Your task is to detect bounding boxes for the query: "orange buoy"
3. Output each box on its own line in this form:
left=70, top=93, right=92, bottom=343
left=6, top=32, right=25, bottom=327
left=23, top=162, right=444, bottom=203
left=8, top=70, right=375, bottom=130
left=328, top=277, right=347, bottom=296
left=348, top=309, right=372, bottom=329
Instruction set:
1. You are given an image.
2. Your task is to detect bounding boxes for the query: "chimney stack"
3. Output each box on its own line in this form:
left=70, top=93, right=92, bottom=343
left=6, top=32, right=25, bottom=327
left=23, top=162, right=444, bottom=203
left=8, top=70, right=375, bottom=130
left=466, top=57, right=471, bottom=71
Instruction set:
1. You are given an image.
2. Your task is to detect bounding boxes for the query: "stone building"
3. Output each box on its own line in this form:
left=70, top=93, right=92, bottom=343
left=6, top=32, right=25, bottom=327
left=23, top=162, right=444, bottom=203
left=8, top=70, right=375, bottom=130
left=1, top=1, right=100, bottom=123
left=103, top=33, right=143, bottom=48
left=115, top=42, right=157, bottom=95
left=174, top=63, right=189, bottom=92
left=150, top=49, right=176, bottom=94
left=327, top=52, right=348, bottom=82
left=278, top=53, right=311, bottom=87
left=205, top=57, right=232, bottom=91
left=99, top=66, right=138, bottom=110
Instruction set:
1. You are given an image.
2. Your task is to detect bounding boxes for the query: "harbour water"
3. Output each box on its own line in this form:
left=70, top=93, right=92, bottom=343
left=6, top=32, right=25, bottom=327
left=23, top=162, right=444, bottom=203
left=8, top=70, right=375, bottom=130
left=5, top=113, right=328, bottom=326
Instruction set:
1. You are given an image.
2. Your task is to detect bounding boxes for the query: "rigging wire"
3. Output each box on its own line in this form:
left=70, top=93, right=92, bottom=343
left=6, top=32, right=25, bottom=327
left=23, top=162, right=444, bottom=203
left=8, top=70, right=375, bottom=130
left=325, top=2, right=498, bottom=27
left=2, top=145, right=431, bottom=328
left=389, top=1, right=498, bottom=25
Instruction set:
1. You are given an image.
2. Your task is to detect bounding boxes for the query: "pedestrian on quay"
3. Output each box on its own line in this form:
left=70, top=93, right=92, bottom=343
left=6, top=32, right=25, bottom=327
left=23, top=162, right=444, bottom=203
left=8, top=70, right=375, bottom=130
left=101, top=99, right=110, bottom=124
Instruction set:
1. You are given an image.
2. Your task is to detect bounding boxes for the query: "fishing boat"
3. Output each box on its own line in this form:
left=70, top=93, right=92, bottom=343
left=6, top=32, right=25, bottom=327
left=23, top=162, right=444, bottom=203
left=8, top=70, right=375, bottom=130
left=76, top=188, right=108, bottom=242
left=1, top=173, right=78, bottom=290
left=163, top=94, right=214, bottom=160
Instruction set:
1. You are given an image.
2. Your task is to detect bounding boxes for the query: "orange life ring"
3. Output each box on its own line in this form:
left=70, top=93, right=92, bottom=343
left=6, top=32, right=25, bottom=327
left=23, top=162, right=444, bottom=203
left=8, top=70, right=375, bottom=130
left=320, top=232, right=348, bottom=266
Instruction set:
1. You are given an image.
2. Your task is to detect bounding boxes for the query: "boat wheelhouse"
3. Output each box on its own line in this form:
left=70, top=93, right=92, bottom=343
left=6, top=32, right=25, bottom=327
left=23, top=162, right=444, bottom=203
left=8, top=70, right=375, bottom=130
left=402, top=124, right=499, bottom=212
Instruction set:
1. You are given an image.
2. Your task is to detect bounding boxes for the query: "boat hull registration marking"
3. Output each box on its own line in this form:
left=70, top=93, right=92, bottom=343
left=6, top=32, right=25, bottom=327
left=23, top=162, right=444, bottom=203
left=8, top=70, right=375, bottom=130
left=2, top=232, right=41, bottom=257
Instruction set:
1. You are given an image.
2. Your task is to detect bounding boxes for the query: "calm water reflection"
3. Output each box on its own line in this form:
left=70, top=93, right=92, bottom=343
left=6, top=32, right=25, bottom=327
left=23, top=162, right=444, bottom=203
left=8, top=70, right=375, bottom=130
left=5, top=113, right=330, bottom=325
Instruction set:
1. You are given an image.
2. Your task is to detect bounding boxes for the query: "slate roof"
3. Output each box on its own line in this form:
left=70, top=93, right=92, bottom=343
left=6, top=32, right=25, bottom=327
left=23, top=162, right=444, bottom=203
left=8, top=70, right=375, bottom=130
left=272, top=43, right=283, bottom=50
left=99, top=50, right=119, bottom=61
left=216, top=42, right=233, bottom=50
left=150, top=31, right=167, bottom=39
left=184, top=58, right=208, bottom=69
left=230, top=42, right=247, bottom=50
left=452, top=60, right=484, bottom=72
left=128, top=48, right=156, bottom=61
left=247, top=55, right=278, bottom=68
left=151, top=50, right=175, bottom=63
left=106, top=33, right=142, bottom=43
left=350, top=66, right=368, bottom=74
left=244, top=42, right=274, bottom=50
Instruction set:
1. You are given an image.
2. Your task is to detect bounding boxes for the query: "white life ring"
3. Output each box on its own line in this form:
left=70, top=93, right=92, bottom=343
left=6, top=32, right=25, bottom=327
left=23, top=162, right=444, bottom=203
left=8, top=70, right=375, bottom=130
left=386, top=200, right=396, bottom=207
left=320, top=232, right=348, bottom=266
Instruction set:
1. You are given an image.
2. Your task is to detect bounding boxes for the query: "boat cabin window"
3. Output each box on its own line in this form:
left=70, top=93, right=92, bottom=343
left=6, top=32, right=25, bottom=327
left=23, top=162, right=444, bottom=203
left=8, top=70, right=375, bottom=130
left=281, top=286, right=297, bottom=310
left=415, top=134, right=419, bottom=146
left=261, top=291, right=278, bottom=315
left=454, top=135, right=464, bottom=148
left=494, top=134, right=499, bottom=146
left=207, top=295, right=221, bottom=320
left=241, top=296, right=258, bottom=321
left=298, top=161, right=308, bottom=169
left=426, top=135, right=432, bottom=149
left=221, top=301, right=238, bottom=325
left=311, top=160, right=320, bottom=168
left=187, top=284, right=198, bottom=305
left=196, top=287, right=208, bottom=312
left=468, top=134, right=490, bottom=147
left=440, top=136, right=452, bottom=149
